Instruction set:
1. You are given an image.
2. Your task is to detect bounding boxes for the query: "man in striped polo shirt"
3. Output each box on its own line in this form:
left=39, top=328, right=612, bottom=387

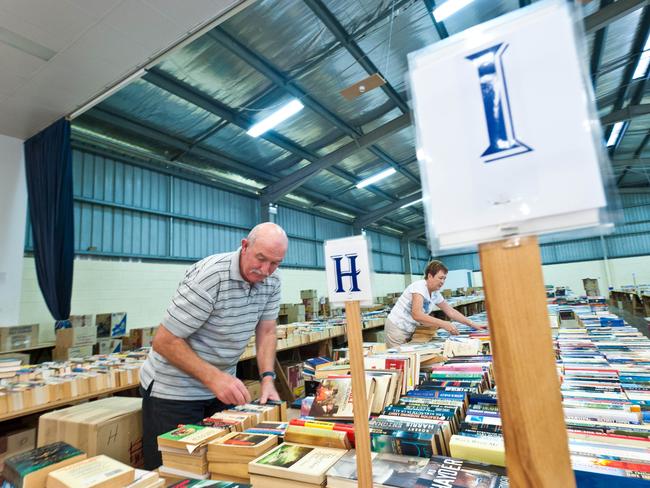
left=139, top=222, right=288, bottom=469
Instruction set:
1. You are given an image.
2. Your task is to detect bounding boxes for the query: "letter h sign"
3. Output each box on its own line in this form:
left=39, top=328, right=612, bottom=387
left=332, top=254, right=361, bottom=293
left=324, top=235, right=373, bottom=306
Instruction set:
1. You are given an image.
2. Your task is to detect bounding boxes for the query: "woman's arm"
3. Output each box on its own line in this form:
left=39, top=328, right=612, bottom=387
left=437, top=301, right=487, bottom=330
left=411, top=294, right=459, bottom=335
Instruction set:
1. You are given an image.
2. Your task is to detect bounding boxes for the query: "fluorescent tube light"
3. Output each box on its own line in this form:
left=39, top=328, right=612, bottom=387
left=401, top=197, right=423, bottom=209
left=632, top=34, right=650, bottom=80
left=247, top=99, right=304, bottom=137
left=356, top=167, right=397, bottom=189
left=432, top=0, right=474, bottom=23
left=69, top=68, right=146, bottom=119
left=606, top=122, right=624, bottom=147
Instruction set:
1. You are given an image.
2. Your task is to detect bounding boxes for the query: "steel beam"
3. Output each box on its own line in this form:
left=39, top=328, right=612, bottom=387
left=423, top=0, right=449, bottom=39
left=601, top=104, right=650, bottom=125
left=354, top=191, right=423, bottom=228
left=405, top=227, right=426, bottom=240
left=303, top=0, right=409, bottom=113
left=261, top=113, right=411, bottom=203
left=585, top=0, right=648, bottom=33
left=605, top=6, right=650, bottom=143
left=590, top=0, right=614, bottom=87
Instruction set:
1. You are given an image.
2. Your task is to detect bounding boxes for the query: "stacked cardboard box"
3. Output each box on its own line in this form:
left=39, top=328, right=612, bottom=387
left=0, top=324, right=39, bottom=352
left=301, top=289, right=318, bottom=320
left=122, top=327, right=157, bottom=350
left=54, top=318, right=97, bottom=361
left=0, top=427, right=36, bottom=472
left=38, top=397, right=144, bottom=467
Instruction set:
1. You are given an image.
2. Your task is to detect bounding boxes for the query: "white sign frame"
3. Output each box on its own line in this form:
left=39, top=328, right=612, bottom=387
left=408, top=0, right=613, bottom=251
left=324, top=235, right=374, bottom=306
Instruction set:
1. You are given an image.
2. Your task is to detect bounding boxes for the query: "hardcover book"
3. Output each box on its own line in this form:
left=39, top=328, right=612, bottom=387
left=248, top=442, right=346, bottom=484
left=46, top=454, right=134, bottom=488
left=326, top=450, right=429, bottom=488
left=3, top=442, right=86, bottom=488
left=414, top=455, right=508, bottom=488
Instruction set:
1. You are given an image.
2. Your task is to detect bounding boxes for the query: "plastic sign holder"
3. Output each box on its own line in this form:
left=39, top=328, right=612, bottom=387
left=324, top=235, right=373, bottom=487
left=408, top=1, right=616, bottom=486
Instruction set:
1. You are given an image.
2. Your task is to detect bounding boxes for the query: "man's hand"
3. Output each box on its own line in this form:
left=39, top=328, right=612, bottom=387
left=207, top=370, right=251, bottom=406
left=442, top=323, right=459, bottom=335
left=470, top=321, right=488, bottom=330
left=259, top=377, right=280, bottom=404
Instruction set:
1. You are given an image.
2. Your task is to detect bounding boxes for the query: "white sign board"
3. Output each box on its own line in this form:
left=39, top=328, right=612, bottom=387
left=324, top=235, right=373, bottom=306
left=409, top=0, right=609, bottom=250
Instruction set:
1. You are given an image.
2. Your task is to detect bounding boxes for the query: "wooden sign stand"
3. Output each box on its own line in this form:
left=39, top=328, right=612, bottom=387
left=344, top=300, right=373, bottom=488
left=479, top=236, right=575, bottom=487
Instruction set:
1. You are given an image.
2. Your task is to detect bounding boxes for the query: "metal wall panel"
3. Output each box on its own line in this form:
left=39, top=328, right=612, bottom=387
left=620, top=193, right=650, bottom=207
left=277, top=206, right=316, bottom=239
left=284, top=238, right=318, bottom=268
left=607, top=233, right=650, bottom=258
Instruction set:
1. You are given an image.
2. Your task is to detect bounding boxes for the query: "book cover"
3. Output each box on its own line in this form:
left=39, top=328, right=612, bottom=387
left=308, top=378, right=353, bottom=419
left=158, top=425, right=226, bottom=453
left=46, top=454, right=134, bottom=488
left=168, top=480, right=250, bottom=487
left=3, top=442, right=86, bottom=488
left=415, top=455, right=508, bottom=487
left=249, top=443, right=346, bottom=484
left=327, top=450, right=429, bottom=488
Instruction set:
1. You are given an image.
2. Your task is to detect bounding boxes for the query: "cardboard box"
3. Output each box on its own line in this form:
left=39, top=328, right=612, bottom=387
left=0, top=427, right=36, bottom=471
left=244, top=380, right=261, bottom=401
left=122, top=327, right=156, bottom=350
left=56, top=326, right=97, bottom=348
left=0, top=325, right=39, bottom=352
left=300, top=289, right=318, bottom=299
left=38, top=397, right=143, bottom=467
left=69, top=314, right=94, bottom=328
left=94, top=338, right=123, bottom=355
left=96, top=313, right=127, bottom=338
left=53, top=345, right=94, bottom=361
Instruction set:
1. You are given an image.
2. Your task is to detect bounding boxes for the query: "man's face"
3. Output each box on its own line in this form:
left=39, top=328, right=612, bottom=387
left=427, top=270, right=447, bottom=291
left=240, top=237, right=287, bottom=284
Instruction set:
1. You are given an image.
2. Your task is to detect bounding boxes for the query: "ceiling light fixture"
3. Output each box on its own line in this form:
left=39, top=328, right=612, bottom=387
left=356, top=167, right=397, bottom=189
left=400, top=197, right=423, bottom=209
left=606, top=121, right=625, bottom=147
left=432, top=0, right=475, bottom=23
left=247, top=99, right=304, bottom=137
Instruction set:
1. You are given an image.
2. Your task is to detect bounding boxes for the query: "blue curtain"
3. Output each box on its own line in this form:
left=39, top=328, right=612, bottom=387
left=24, top=118, right=74, bottom=320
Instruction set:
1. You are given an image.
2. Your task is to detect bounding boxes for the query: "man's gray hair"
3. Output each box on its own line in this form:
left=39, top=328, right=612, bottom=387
left=247, top=222, right=288, bottom=246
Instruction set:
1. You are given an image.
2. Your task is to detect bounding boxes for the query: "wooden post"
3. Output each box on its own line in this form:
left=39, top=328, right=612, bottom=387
left=345, top=300, right=373, bottom=488
left=478, top=236, right=575, bottom=488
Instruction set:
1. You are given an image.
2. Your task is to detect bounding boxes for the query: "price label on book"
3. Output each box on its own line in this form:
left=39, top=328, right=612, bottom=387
left=324, top=235, right=373, bottom=306
left=408, top=0, right=611, bottom=250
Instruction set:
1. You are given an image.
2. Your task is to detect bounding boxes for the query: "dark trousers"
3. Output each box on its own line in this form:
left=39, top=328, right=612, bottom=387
left=140, top=382, right=229, bottom=470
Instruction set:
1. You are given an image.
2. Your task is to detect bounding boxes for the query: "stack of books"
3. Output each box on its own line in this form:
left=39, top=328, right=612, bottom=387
left=46, top=454, right=135, bottom=487
left=2, top=442, right=86, bottom=488
left=248, top=443, right=347, bottom=488
left=243, top=421, right=289, bottom=438
left=207, top=432, right=277, bottom=482
left=157, top=425, right=228, bottom=480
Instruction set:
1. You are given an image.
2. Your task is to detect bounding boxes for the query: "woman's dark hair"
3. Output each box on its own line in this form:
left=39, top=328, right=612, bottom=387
left=424, top=260, right=448, bottom=279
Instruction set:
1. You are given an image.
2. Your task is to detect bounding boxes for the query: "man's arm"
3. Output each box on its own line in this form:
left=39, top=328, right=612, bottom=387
left=437, top=302, right=486, bottom=330
left=255, top=319, right=280, bottom=403
left=410, top=294, right=459, bottom=335
left=152, top=324, right=251, bottom=405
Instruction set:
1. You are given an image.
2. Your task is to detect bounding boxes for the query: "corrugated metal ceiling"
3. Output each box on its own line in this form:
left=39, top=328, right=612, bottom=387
left=72, top=0, right=650, bottom=239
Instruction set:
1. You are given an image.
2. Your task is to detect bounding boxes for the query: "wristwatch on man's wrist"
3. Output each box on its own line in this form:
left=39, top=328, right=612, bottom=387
left=260, top=371, right=276, bottom=381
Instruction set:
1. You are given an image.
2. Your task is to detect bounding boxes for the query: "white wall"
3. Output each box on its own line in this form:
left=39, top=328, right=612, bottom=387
left=0, top=134, right=27, bottom=325
left=19, top=253, right=650, bottom=343
left=473, top=255, right=650, bottom=295
left=19, top=259, right=418, bottom=343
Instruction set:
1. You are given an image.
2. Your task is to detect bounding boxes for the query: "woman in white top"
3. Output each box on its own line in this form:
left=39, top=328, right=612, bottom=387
left=385, top=260, right=486, bottom=349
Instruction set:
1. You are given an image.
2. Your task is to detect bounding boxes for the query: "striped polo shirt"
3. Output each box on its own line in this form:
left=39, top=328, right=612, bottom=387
left=140, top=248, right=281, bottom=400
